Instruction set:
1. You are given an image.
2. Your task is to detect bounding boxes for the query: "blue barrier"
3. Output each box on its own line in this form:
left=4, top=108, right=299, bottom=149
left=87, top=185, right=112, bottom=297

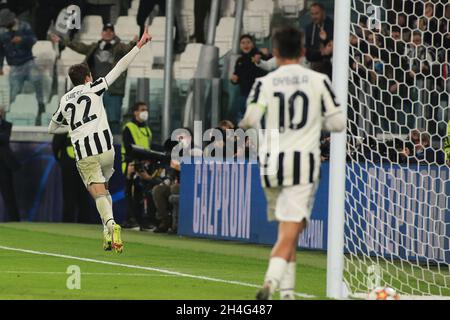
left=179, top=162, right=449, bottom=264
left=1, top=141, right=448, bottom=264
left=179, top=163, right=330, bottom=250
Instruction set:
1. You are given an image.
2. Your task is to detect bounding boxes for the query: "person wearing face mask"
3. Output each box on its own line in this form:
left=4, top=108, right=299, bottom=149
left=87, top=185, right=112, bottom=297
left=121, top=102, right=156, bottom=230
left=0, top=8, right=46, bottom=125
left=0, top=106, right=20, bottom=222
left=50, top=23, right=138, bottom=134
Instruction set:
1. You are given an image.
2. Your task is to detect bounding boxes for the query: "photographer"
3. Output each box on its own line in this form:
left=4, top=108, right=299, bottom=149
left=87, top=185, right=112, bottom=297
left=121, top=102, right=156, bottom=230
left=153, top=129, right=202, bottom=234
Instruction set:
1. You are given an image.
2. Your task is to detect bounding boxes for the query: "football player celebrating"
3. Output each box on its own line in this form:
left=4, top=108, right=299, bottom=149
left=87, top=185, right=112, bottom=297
left=48, top=27, right=152, bottom=253
left=239, top=26, right=345, bottom=300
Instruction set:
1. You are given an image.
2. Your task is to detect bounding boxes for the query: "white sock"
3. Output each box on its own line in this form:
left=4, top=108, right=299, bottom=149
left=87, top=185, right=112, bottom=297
left=279, top=262, right=296, bottom=300
left=264, top=257, right=288, bottom=295
left=95, top=195, right=115, bottom=233
left=106, top=192, right=113, bottom=207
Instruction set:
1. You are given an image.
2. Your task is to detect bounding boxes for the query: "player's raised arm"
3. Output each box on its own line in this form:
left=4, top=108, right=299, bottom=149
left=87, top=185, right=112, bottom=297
left=104, top=27, right=152, bottom=87
left=239, top=80, right=267, bottom=130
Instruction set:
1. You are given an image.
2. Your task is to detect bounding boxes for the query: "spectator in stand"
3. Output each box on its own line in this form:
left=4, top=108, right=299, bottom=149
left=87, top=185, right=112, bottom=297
left=136, top=0, right=186, bottom=53
left=0, top=8, right=45, bottom=125
left=80, top=0, right=120, bottom=25
left=51, top=24, right=137, bottom=134
left=136, top=0, right=165, bottom=37
left=231, top=34, right=268, bottom=123
left=0, top=0, right=36, bottom=25
left=0, top=106, right=20, bottom=222
left=194, top=0, right=211, bottom=44
left=401, top=129, right=445, bottom=165
left=304, top=3, right=334, bottom=72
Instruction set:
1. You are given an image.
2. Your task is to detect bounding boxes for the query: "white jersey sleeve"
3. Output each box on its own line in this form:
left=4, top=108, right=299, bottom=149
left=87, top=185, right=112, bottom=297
left=104, top=46, right=140, bottom=87
left=321, top=76, right=341, bottom=118
left=320, top=76, right=346, bottom=132
left=239, top=79, right=268, bottom=129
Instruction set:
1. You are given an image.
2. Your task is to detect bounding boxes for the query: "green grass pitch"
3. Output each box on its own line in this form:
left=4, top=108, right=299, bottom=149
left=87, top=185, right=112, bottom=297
left=0, top=223, right=327, bottom=300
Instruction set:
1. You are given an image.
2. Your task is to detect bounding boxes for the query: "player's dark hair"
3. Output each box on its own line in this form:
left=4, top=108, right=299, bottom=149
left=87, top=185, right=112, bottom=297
left=69, top=63, right=91, bottom=86
left=131, top=102, right=147, bottom=113
left=272, top=27, right=303, bottom=59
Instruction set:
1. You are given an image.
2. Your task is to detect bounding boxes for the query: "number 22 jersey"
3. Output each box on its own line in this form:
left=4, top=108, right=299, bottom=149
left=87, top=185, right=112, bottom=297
left=51, top=77, right=113, bottom=161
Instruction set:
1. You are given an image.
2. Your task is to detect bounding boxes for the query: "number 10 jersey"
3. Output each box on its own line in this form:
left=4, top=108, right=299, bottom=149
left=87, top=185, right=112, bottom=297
left=51, top=77, right=113, bottom=161
left=247, top=64, right=342, bottom=187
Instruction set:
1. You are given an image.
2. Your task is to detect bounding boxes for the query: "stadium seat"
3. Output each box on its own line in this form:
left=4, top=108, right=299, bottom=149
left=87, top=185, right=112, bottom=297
left=77, top=15, right=103, bottom=43
left=115, top=16, right=140, bottom=42
left=149, top=17, right=175, bottom=65
left=128, top=44, right=154, bottom=78
left=173, top=43, right=202, bottom=80
left=214, top=17, right=235, bottom=57
left=33, top=41, right=58, bottom=102
left=57, top=47, right=85, bottom=76
left=243, top=0, right=274, bottom=40
left=33, top=41, right=57, bottom=77
left=278, top=0, right=306, bottom=18
left=56, top=48, right=85, bottom=97
left=0, top=76, right=10, bottom=107
left=6, top=94, right=39, bottom=126
left=45, top=95, right=60, bottom=114
left=128, top=0, right=140, bottom=16
left=179, top=0, right=195, bottom=40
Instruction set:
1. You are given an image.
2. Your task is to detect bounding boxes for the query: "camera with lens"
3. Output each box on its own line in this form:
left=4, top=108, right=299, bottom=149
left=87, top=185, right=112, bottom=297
left=130, top=145, right=171, bottom=174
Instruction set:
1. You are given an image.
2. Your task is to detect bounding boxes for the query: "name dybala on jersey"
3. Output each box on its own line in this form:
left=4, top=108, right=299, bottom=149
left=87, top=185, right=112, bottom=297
left=242, top=64, right=344, bottom=188
left=52, top=78, right=113, bottom=161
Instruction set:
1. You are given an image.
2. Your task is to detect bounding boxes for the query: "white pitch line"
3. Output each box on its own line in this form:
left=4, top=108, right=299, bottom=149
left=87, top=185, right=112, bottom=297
left=0, top=271, right=176, bottom=277
left=0, top=245, right=316, bottom=299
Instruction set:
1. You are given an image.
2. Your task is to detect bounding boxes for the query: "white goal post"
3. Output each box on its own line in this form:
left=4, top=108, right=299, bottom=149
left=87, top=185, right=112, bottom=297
left=327, top=0, right=450, bottom=299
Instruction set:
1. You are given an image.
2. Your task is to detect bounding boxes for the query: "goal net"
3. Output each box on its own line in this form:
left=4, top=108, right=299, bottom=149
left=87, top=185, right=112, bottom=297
left=344, top=0, right=449, bottom=298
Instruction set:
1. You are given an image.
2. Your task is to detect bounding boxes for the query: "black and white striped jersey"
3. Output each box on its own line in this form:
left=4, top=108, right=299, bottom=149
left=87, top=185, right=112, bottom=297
left=51, top=77, right=113, bottom=161
left=244, top=64, right=343, bottom=188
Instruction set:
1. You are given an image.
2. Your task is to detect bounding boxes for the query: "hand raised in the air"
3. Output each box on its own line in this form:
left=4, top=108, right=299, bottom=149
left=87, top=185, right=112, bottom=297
left=137, top=26, right=152, bottom=49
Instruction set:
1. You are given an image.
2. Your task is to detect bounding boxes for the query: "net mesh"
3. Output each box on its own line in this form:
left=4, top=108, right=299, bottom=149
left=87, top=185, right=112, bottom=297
left=344, top=0, right=449, bottom=298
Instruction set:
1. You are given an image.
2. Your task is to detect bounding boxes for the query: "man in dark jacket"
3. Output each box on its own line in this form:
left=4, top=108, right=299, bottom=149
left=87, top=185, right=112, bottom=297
left=231, top=34, right=268, bottom=123
left=0, top=107, right=20, bottom=221
left=0, top=8, right=45, bottom=124
left=304, top=3, right=334, bottom=71
left=51, top=23, right=137, bottom=134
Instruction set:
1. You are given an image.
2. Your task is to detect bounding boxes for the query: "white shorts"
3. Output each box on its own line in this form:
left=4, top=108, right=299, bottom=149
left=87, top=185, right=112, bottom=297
left=76, top=149, right=115, bottom=188
left=265, top=183, right=319, bottom=223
